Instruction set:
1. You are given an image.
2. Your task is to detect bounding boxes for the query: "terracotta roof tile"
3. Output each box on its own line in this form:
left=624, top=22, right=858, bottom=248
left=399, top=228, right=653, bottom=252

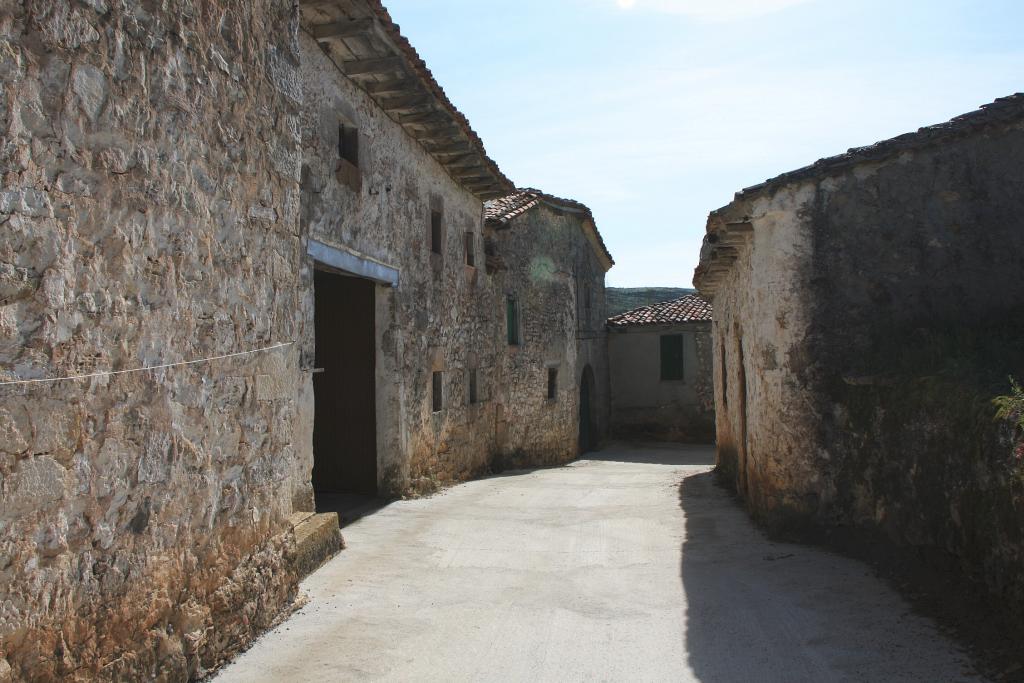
left=723, top=93, right=1024, bottom=207
left=484, top=189, right=543, bottom=224
left=607, top=294, right=712, bottom=327
left=485, top=188, right=615, bottom=269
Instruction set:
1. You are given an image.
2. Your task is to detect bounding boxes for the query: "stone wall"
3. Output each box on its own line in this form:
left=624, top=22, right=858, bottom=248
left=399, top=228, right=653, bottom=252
left=0, top=2, right=616, bottom=677
left=297, top=33, right=497, bottom=496
left=486, top=203, right=610, bottom=467
left=0, top=1, right=306, bottom=679
left=700, top=104, right=1024, bottom=609
left=703, top=182, right=820, bottom=517
left=608, top=322, right=714, bottom=443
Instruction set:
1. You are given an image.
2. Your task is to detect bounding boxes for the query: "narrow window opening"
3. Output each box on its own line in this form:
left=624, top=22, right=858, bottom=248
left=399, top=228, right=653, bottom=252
left=464, top=232, right=476, bottom=267
left=431, top=210, right=444, bottom=255
left=338, top=123, right=359, bottom=168
left=720, top=335, right=729, bottom=406
left=547, top=368, right=558, bottom=400
left=506, top=295, right=520, bottom=346
left=468, top=369, right=478, bottom=405
left=432, top=371, right=443, bottom=412
left=660, top=334, right=684, bottom=381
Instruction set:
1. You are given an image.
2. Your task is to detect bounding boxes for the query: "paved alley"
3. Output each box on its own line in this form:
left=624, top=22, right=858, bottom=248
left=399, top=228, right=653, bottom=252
left=216, top=445, right=981, bottom=682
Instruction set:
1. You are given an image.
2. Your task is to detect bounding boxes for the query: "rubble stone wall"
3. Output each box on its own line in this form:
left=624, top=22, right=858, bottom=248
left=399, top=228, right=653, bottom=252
left=808, top=117, right=1024, bottom=608
left=487, top=204, right=610, bottom=468
left=709, top=114, right=1024, bottom=608
left=297, top=33, right=497, bottom=496
left=707, top=183, right=820, bottom=518
left=0, top=1, right=307, bottom=680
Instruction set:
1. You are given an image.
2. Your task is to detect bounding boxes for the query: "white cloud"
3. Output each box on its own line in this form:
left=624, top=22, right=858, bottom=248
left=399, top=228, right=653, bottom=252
left=613, top=0, right=814, bottom=22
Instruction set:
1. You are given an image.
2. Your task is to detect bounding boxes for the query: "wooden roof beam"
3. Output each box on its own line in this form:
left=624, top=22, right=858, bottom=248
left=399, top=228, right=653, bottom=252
left=310, top=18, right=376, bottom=40
left=341, top=56, right=404, bottom=76
left=413, top=127, right=464, bottom=144
left=725, top=221, right=754, bottom=234
left=381, top=92, right=432, bottom=112
left=425, top=141, right=472, bottom=155
left=452, top=171, right=493, bottom=183
left=399, top=110, right=447, bottom=126
left=442, top=154, right=483, bottom=169
left=363, top=79, right=419, bottom=96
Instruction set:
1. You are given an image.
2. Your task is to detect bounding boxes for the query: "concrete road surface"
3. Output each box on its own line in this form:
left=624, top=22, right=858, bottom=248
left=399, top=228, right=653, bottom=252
left=216, top=444, right=983, bottom=682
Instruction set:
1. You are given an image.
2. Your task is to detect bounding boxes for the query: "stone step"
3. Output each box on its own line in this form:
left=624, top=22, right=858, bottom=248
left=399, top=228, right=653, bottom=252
left=288, top=512, right=344, bottom=578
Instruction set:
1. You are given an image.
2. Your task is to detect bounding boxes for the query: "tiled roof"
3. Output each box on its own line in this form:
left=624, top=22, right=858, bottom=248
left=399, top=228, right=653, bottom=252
left=725, top=94, right=1024, bottom=207
left=696, top=93, right=1024, bottom=298
left=485, top=188, right=615, bottom=269
left=302, top=1, right=514, bottom=199
left=607, top=294, right=712, bottom=327
left=484, top=189, right=543, bottom=225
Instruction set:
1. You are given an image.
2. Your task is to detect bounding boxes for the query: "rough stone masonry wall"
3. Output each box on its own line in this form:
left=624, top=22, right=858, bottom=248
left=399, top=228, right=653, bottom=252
left=708, top=182, right=821, bottom=520
left=298, top=34, right=496, bottom=495
left=487, top=204, right=609, bottom=468
left=714, top=115, right=1024, bottom=609
left=805, top=117, right=1024, bottom=609
left=0, top=2, right=306, bottom=680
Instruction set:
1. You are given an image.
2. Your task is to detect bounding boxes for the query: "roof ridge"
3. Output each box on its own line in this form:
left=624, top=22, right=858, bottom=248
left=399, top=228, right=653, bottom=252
left=718, top=93, right=1024, bottom=209
left=607, top=294, right=712, bottom=326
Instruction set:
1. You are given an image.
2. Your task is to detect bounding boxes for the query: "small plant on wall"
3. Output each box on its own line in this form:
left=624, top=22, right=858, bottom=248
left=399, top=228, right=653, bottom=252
left=993, top=376, right=1024, bottom=462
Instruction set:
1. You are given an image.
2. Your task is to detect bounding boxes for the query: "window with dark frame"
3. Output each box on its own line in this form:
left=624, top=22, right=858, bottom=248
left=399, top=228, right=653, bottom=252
left=432, top=371, right=443, bottom=412
left=660, top=334, right=685, bottom=381
left=547, top=368, right=558, bottom=400
left=506, top=295, right=520, bottom=346
left=431, top=210, right=443, bottom=255
left=468, top=368, right=478, bottom=405
left=338, top=123, right=359, bottom=168
left=464, top=232, right=476, bottom=267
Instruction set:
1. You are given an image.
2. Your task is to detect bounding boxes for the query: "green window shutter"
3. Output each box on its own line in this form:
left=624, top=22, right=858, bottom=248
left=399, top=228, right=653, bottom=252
left=507, top=296, right=519, bottom=345
left=660, top=334, right=684, bottom=381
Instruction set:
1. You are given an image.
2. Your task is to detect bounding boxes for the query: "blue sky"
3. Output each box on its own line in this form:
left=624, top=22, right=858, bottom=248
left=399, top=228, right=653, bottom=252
left=385, top=0, right=1024, bottom=286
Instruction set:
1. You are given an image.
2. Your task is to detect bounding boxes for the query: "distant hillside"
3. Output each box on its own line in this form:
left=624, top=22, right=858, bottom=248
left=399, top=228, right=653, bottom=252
left=606, top=287, right=696, bottom=317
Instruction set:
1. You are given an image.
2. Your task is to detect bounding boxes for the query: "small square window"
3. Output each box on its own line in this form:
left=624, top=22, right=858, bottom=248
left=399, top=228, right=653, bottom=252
left=468, top=368, right=478, bottom=405
left=431, top=210, right=444, bottom=255
left=547, top=368, right=558, bottom=400
left=432, top=371, right=443, bottom=412
left=660, top=334, right=684, bottom=381
left=464, top=232, right=476, bottom=267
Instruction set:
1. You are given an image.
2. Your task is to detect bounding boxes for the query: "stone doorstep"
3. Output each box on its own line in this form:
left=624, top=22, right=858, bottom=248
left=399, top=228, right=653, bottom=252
left=287, top=512, right=344, bottom=579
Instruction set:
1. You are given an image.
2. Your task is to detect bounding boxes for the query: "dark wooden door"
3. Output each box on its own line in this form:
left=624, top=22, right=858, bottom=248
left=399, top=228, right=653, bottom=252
left=313, top=270, right=377, bottom=495
left=579, top=366, right=594, bottom=454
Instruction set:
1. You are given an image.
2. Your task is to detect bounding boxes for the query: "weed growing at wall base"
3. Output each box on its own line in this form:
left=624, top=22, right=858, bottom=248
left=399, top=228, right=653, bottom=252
left=993, top=376, right=1024, bottom=431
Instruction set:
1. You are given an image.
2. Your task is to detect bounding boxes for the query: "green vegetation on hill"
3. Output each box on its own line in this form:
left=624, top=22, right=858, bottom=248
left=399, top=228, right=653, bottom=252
left=606, top=287, right=695, bottom=318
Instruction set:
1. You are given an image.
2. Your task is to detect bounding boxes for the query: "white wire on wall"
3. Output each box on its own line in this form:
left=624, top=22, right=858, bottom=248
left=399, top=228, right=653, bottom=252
left=0, top=341, right=295, bottom=387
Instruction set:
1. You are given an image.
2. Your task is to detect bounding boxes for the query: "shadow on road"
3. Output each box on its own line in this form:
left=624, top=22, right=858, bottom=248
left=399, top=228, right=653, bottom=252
left=315, top=492, right=392, bottom=527
left=678, top=471, right=981, bottom=683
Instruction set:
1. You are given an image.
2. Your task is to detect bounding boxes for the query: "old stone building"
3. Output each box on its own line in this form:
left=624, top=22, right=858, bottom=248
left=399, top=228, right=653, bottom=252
left=484, top=190, right=614, bottom=464
left=694, top=95, right=1024, bottom=612
left=607, top=295, right=714, bottom=443
left=0, top=1, right=611, bottom=680
left=295, top=1, right=514, bottom=502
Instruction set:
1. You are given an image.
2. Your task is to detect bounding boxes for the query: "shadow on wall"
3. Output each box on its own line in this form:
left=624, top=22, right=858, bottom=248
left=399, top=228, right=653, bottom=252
left=678, top=472, right=979, bottom=682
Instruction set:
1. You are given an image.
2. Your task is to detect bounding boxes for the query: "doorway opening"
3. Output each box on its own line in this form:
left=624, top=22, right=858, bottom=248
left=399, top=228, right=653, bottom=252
left=579, top=364, right=596, bottom=454
left=313, top=268, right=378, bottom=513
left=735, top=326, right=749, bottom=498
